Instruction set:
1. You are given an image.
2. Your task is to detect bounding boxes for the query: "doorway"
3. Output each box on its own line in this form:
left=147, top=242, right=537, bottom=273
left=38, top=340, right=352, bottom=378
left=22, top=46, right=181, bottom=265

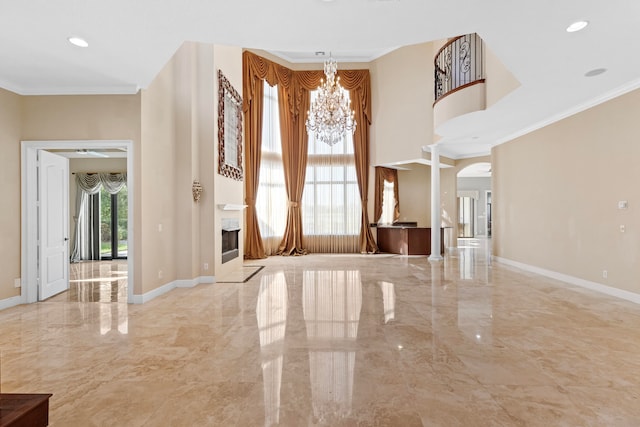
left=21, top=140, right=135, bottom=304
left=458, top=196, right=475, bottom=238
left=456, top=162, right=492, bottom=239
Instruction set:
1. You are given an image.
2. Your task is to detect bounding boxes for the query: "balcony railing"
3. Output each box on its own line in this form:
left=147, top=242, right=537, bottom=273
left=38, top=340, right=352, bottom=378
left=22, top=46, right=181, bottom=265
left=434, top=33, right=484, bottom=104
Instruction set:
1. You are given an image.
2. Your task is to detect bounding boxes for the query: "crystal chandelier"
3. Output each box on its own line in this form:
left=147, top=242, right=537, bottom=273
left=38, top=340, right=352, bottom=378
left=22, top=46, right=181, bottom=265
left=305, top=57, right=356, bottom=146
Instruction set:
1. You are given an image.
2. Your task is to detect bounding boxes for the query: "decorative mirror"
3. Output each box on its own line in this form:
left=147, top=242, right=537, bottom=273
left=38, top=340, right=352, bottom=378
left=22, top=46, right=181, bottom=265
left=218, top=69, right=243, bottom=181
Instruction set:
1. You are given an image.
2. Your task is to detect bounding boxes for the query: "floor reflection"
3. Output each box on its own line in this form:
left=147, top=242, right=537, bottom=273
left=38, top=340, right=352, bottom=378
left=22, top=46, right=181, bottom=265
left=379, top=281, right=396, bottom=324
left=256, top=271, right=288, bottom=427
left=454, top=238, right=493, bottom=343
left=53, top=260, right=128, bottom=302
left=303, top=270, right=362, bottom=424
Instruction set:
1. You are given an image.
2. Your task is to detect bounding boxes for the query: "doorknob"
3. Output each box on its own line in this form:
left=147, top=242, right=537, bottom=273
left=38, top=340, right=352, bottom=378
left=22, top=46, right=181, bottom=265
left=64, top=237, right=69, bottom=241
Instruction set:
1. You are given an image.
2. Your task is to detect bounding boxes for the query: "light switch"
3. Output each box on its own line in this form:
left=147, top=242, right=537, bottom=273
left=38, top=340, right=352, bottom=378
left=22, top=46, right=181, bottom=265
left=618, top=201, right=628, bottom=209
left=620, top=225, right=625, bottom=233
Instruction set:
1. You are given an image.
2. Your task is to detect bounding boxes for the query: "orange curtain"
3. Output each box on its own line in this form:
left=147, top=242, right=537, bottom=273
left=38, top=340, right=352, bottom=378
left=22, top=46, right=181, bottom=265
left=276, top=81, right=309, bottom=255
left=349, top=83, right=378, bottom=253
left=242, top=51, right=377, bottom=255
left=374, top=166, right=400, bottom=224
left=242, top=54, right=266, bottom=259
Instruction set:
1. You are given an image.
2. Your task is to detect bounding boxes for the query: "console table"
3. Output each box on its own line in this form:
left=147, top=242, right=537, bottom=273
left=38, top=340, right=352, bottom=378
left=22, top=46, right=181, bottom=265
left=0, top=393, right=52, bottom=426
left=377, top=226, right=445, bottom=255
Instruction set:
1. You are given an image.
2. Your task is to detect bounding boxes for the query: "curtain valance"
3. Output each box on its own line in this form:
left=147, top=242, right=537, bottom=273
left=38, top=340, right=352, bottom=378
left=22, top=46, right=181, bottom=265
left=76, top=172, right=127, bottom=195
left=243, top=51, right=372, bottom=124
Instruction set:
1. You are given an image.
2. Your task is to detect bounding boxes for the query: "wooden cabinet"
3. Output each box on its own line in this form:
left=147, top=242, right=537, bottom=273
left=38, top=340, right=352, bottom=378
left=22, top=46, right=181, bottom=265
left=0, top=394, right=52, bottom=426
left=377, top=227, right=445, bottom=255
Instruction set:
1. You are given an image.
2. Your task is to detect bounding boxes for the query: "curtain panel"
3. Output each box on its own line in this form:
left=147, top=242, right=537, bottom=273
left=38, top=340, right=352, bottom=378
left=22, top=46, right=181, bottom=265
left=374, top=167, right=400, bottom=224
left=242, top=51, right=377, bottom=255
left=243, top=62, right=267, bottom=259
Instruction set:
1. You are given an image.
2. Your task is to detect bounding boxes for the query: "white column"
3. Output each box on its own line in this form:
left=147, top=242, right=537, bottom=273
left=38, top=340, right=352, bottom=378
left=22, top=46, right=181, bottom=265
left=429, top=144, right=443, bottom=261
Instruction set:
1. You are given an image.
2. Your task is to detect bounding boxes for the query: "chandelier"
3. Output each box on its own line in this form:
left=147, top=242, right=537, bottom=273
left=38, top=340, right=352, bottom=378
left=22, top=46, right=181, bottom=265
left=305, top=57, right=356, bottom=146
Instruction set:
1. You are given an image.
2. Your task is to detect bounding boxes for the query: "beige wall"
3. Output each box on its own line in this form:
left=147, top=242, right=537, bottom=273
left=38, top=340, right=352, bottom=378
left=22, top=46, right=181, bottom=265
left=139, top=42, right=243, bottom=293
left=23, top=93, right=142, bottom=294
left=370, top=42, right=435, bottom=166
left=212, top=45, right=244, bottom=278
left=0, top=90, right=140, bottom=302
left=22, top=95, right=141, bottom=142
left=493, top=89, right=640, bottom=293
left=485, top=46, right=520, bottom=108
left=140, top=51, right=178, bottom=293
left=0, top=88, right=23, bottom=300
left=397, top=165, right=431, bottom=226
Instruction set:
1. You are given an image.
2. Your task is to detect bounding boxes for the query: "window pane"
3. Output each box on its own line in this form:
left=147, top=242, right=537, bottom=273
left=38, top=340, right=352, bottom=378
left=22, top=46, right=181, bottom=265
left=379, top=180, right=395, bottom=225
left=303, top=88, right=361, bottom=245
left=117, top=187, right=128, bottom=257
left=100, top=188, right=112, bottom=258
left=257, top=81, right=287, bottom=247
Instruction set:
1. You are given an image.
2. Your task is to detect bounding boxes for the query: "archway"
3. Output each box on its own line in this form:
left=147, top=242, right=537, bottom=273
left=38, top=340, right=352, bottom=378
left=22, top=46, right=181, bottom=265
left=456, top=162, right=492, bottom=238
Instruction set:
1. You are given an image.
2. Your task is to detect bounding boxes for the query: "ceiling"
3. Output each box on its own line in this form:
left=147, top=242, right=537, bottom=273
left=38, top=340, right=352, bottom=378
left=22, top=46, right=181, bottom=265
left=2, top=0, right=638, bottom=160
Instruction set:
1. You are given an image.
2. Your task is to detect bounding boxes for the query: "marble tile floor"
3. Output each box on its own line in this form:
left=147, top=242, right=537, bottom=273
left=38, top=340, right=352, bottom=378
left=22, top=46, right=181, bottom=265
left=47, top=260, right=128, bottom=303
left=1, top=241, right=640, bottom=426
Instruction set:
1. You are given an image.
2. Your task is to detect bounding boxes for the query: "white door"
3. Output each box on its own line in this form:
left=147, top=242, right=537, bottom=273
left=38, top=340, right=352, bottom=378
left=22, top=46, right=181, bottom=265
left=39, top=150, right=69, bottom=300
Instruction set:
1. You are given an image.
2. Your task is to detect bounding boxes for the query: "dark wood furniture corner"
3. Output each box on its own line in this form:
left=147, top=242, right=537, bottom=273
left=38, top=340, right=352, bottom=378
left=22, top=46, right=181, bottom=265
left=0, top=393, right=52, bottom=427
left=377, top=226, right=445, bottom=256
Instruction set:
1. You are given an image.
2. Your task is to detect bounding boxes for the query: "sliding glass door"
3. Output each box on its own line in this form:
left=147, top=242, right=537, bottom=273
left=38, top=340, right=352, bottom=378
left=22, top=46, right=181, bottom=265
left=100, top=186, right=127, bottom=259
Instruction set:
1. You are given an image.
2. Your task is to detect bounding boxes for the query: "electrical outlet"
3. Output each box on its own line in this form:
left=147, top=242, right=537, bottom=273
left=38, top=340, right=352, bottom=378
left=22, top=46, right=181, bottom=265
left=14, top=278, right=21, bottom=288
left=158, top=270, right=163, bottom=279
left=602, top=270, right=608, bottom=279
left=204, top=263, right=209, bottom=271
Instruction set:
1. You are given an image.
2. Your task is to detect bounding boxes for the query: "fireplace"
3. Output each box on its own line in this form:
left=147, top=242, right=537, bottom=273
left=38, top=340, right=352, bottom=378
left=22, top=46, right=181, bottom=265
left=221, top=218, right=240, bottom=263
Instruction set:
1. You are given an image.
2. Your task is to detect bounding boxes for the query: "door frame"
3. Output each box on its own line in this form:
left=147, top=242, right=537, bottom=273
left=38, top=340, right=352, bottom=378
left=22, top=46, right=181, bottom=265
left=21, top=140, right=135, bottom=304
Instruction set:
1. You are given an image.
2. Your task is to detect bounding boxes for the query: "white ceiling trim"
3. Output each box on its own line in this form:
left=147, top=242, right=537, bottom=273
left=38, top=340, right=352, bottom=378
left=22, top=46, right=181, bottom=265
left=15, top=84, right=140, bottom=96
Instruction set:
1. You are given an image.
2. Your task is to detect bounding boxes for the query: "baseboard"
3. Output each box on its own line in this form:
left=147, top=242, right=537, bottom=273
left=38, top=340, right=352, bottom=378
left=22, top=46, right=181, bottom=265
left=132, top=281, right=176, bottom=304
left=0, top=295, right=23, bottom=311
left=493, top=256, right=640, bottom=304
left=132, top=276, right=217, bottom=304
left=175, top=279, right=198, bottom=288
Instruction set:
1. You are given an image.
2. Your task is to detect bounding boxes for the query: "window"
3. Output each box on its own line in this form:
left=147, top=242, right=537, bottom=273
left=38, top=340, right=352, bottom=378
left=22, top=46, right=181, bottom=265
left=378, top=180, right=395, bottom=225
left=256, top=85, right=362, bottom=253
left=256, top=81, right=287, bottom=254
left=302, top=88, right=361, bottom=253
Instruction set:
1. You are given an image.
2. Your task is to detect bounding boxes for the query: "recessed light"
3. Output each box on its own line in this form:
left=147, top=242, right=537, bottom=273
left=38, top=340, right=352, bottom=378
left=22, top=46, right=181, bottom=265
left=566, top=20, right=589, bottom=33
left=68, top=36, right=88, bottom=48
left=585, top=68, right=606, bottom=77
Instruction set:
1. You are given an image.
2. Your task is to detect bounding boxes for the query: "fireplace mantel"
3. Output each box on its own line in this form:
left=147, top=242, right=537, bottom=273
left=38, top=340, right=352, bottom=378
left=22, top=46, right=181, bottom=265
left=217, top=204, right=247, bottom=211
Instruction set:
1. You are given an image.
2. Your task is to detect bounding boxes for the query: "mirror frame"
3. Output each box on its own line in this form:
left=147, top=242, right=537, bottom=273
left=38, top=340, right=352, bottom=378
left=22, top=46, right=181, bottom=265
left=217, top=69, right=243, bottom=181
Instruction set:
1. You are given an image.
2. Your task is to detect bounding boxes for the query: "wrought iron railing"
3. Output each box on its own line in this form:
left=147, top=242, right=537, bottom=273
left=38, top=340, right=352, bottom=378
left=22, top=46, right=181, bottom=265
left=434, top=33, right=485, bottom=103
